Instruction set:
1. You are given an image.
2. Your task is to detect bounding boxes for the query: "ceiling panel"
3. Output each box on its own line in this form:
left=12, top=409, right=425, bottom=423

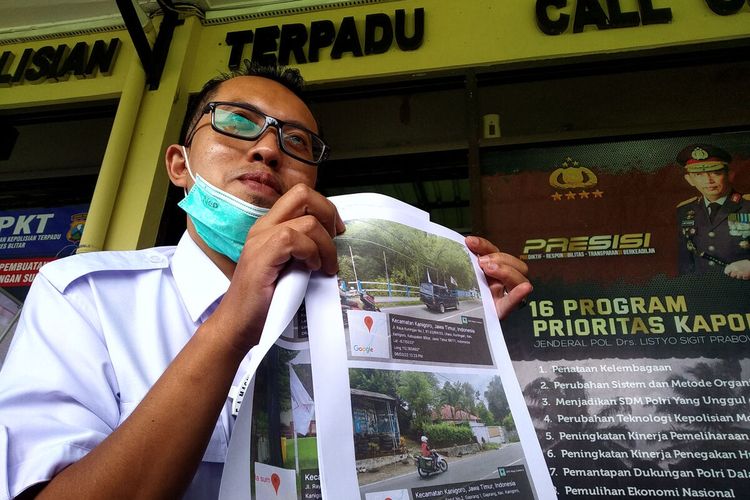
left=0, top=0, right=121, bottom=40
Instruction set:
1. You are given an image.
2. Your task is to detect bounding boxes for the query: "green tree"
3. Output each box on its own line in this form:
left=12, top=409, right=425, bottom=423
left=397, top=371, right=439, bottom=433
left=459, top=382, right=479, bottom=414
left=349, top=368, right=400, bottom=395
left=440, top=381, right=462, bottom=420
left=440, top=381, right=480, bottom=421
left=501, top=413, right=516, bottom=432
left=335, top=219, right=479, bottom=292
left=474, top=401, right=495, bottom=425
left=485, top=375, right=510, bottom=423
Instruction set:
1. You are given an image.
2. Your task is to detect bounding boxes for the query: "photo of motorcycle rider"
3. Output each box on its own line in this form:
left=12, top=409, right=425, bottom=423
left=415, top=435, right=448, bottom=477
left=359, top=290, right=381, bottom=312
left=421, top=435, right=435, bottom=468
left=338, top=280, right=381, bottom=312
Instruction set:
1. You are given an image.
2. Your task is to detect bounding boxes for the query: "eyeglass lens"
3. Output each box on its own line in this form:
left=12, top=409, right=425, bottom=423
left=212, top=103, right=324, bottom=163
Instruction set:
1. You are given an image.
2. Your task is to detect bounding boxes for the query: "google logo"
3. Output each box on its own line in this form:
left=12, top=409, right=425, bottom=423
left=353, top=344, right=375, bottom=353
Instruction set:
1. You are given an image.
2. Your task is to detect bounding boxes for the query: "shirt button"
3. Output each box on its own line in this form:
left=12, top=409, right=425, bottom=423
left=709, top=261, right=715, bottom=266
left=149, top=255, right=163, bottom=264
left=708, top=232, right=715, bottom=238
left=708, top=246, right=716, bottom=252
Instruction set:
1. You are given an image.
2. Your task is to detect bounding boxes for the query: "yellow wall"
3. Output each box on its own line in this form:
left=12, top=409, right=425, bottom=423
left=106, top=16, right=203, bottom=250
left=189, top=0, right=750, bottom=89
left=0, top=32, right=134, bottom=108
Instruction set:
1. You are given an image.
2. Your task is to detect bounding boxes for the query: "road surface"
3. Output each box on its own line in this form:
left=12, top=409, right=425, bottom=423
left=360, top=442, right=527, bottom=497
left=384, top=299, right=485, bottom=324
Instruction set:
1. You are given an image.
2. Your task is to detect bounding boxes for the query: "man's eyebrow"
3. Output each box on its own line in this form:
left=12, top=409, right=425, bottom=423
left=224, top=99, right=315, bottom=131
left=224, top=100, right=262, bottom=113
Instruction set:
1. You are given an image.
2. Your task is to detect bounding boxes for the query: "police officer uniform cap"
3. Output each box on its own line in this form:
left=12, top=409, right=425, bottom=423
left=677, top=144, right=731, bottom=173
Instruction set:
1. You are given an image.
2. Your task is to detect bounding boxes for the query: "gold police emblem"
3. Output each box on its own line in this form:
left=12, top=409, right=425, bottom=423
left=549, top=157, right=598, bottom=189
left=691, top=147, right=709, bottom=161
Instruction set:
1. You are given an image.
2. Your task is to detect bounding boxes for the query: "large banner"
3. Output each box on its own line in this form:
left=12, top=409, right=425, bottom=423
left=491, top=133, right=750, bottom=499
left=0, top=204, right=87, bottom=300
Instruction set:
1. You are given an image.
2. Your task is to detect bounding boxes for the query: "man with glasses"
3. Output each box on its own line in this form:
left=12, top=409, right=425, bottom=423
left=0, top=63, right=532, bottom=499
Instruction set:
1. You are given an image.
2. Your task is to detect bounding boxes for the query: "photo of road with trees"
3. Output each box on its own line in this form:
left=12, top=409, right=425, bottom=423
left=335, top=219, right=481, bottom=314
left=349, top=368, right=526, bottom=493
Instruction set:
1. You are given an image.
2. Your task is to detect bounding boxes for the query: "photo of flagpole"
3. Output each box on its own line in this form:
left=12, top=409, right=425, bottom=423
left=290, top=364, right=315, bottom=475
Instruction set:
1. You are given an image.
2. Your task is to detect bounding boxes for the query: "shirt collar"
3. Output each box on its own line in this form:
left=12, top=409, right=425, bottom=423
left=703, top=195, right=728, bottom=207
left=172, top=231, right=230, bottom=323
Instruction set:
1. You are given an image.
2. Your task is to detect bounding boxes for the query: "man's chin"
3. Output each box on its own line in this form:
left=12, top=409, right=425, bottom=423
left=237, top=181, right=281, bottom=207
left=702, top=189, right=727, bottom=200
left=249, top=193, right=278, bottom=209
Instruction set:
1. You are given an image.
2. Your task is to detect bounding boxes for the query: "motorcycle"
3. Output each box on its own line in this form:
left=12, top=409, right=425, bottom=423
left=414, top=452, right=448, bottom=478
left=340, top=291, right=360, bottom=328
left=359, top=292, right=381, bottom=312
left=340, top=290, right=380, bottom=328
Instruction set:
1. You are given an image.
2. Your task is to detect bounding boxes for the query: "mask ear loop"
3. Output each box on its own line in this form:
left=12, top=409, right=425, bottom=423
left=181, top=145, right=197, bottom=196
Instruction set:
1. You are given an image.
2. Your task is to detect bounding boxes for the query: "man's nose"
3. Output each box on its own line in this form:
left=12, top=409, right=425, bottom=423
left=247, top=127, right=282, bottom=167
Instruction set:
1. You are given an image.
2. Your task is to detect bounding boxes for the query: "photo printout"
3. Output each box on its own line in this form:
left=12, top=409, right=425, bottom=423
left=307, top=194, right=555, bottom=499
left=221, top=194, right=555, bottom=499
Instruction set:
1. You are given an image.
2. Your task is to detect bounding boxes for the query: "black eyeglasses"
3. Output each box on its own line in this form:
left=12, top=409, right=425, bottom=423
left=187, top=101, right=330, bottom=166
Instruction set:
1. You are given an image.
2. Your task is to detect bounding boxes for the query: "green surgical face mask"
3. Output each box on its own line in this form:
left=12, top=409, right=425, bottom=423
left=177, top=146, right=270, bottom=262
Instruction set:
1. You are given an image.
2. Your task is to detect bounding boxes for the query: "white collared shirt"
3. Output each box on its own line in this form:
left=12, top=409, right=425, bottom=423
left=0, top=233, right=253, bottom=499
left=703, top=195, right=728, bottom=208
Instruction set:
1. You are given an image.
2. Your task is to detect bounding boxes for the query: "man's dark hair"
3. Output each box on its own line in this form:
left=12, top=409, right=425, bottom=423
left=181, top=60, right=309, bottom=145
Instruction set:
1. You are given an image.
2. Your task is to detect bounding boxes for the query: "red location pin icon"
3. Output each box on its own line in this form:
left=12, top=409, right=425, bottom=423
left=271, top=473, right=280, bottom=494
left=364, top=315, right=374, bottom=332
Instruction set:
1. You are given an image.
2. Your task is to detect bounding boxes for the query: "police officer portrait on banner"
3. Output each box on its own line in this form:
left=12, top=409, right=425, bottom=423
left=676, top=144, right=750, bottom=280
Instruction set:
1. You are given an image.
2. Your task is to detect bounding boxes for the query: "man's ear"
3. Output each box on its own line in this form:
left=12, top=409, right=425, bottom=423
left=728, top=169, right=736, bottom=184
left=684, top=173, right=695, bottom=187
left=165, top=144, right=189, bottom=189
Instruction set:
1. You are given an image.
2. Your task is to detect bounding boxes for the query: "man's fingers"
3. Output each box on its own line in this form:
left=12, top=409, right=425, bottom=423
left=478, top=253, right=529, bottom=287
left=254, top=184, right=344, bottom=237
left=474, top=247, right=532, bottom=320
left=465, top=235, right=499, bottom=256
left=466, top=236, right=529, bottom=281
left=245, top=216, right=339, bottom=275
left=288, top=216, right=340, bottom=274
left=219, top=217, right=337, bottom=350
left=496, top=281, right=533, bottom=320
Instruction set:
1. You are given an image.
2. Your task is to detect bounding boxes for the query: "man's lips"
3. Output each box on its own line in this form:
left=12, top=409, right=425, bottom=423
left=237, top=172, right=282, bottom=197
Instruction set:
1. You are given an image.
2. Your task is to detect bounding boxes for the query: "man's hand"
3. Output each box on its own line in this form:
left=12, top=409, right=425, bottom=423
left=725, top=259, right=750, bottom=280
left=465, top=236, right=532, bottom=320
left=209, top=184, right=345, bottom=354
